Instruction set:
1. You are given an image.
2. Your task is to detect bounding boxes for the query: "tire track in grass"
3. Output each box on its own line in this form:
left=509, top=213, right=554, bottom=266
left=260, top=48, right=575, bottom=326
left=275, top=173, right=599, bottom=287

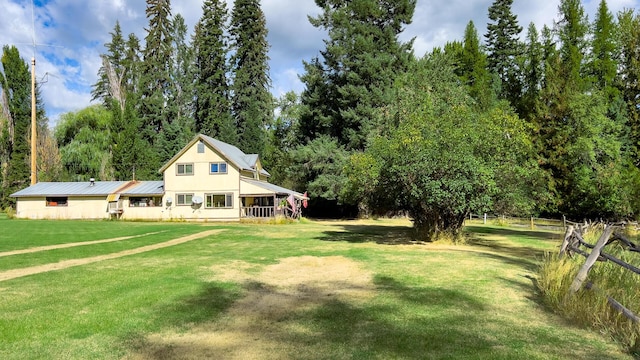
left=0, top=231, right=168, bottom=258
left=0, top=229, right=223, bottom=282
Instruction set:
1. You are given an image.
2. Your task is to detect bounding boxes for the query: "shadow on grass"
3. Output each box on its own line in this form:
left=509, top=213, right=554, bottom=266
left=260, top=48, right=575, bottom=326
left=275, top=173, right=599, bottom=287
left=124, top=282, right=241, bottom=351
left=125, top=274, right=629, bottom=360
left=317, top=224, right=416, bottom=245
left=465, top=225, right=560, bottom=241
left=156, top=283, right=242, bottom=327
left=464, top=226, right=559, bottom=270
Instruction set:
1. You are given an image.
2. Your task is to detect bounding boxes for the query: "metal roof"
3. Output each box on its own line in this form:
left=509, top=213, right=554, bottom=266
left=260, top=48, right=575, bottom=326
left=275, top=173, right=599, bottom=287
left=202, top=134, right=255, bottom=171
left=158, top=134, right=272, bottom=178
left=241, top=178, right=308, bottom=199
left=10, top=181, right=164, bottom=198
left=122, top=181, right=164, bottom=195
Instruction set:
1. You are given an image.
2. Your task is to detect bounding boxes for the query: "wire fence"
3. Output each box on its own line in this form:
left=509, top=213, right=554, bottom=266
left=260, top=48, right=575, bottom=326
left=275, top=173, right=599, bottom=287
left=468, top=213, right=566, bottom=232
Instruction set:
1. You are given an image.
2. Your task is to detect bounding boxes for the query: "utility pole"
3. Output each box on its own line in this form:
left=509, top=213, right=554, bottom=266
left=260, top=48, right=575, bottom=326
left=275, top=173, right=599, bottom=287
left=30, top=57, right=36, bottom=185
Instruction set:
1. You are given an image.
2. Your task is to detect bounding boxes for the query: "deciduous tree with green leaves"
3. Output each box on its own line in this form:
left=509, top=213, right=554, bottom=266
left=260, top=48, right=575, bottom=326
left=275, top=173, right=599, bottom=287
left=0, top=46, right=32, bottom=207
left=348, top=53, right=542, bottom=240
left=54, top=105, right=114, bottom=181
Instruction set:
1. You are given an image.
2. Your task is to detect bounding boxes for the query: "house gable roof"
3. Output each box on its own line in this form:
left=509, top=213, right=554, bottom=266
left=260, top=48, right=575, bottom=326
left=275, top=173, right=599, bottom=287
left=158, top=134, right=270, bottom=177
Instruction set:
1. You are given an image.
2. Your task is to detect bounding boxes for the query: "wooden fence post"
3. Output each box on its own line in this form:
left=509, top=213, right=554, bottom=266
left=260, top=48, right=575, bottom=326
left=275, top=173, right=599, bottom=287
left=483, top=213, right=487, bottom=225
left=569, top=225, right=615, bottom=294
left=559, top=225, right=574, bottom=257
left=530, top=216, right=534, bottom=230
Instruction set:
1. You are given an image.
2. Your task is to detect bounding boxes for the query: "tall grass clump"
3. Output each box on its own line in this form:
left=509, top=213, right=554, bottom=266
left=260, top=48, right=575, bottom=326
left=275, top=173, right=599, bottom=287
left=3, top=207, right=16, bottom=219
left=537, top=230, right=640, bottom=355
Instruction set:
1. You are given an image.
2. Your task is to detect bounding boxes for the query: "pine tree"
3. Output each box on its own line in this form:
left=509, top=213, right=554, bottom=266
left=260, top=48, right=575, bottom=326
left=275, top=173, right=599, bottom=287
left=110, top=94, right=158, bottom=181
left=158, top=13, right=195, bottom=163
left=460, top=21, right=494, bottom=110
left=140, top=0, right=173, bottom=174
left=589, top=0, right=617, bottom=97
left=229, top=0, right=271, bottom=155
left=484, top=0, right=523, bottom=104
left=299, top=0, right=416, bottom=151
left=123, top=33, right=143, bottom=96
left=521, top=22, right=543, bottom=121
left=140, top=0, right=173, bottom=134
left=556, top=0, right=589, bottom=92
left=617, top=10, right=640, bottom=165
left=194, top=0, right=235, bottom=144
left=92, top=21, right=126, bottom=105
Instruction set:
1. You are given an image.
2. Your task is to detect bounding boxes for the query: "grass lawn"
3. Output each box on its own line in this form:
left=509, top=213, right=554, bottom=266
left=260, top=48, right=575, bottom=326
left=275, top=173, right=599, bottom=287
left=0, top=217, right=634, bottom=359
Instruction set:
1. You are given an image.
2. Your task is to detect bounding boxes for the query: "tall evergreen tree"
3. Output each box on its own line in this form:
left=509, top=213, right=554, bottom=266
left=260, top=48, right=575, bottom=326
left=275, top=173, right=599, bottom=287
left=521, top=22, right=543, bottom=121
left=460, top=21, right=494, bottom=110
left=299, top=0, right=416, bottom=151
left=484, top=0, right=523, bottom=104
left=110, top=94, right=158, bottom=181
left=617, top=10, right=640, bottom=165
left=158, top=13, right=195, bottom=163
left=92, top=21, right=126, bottom=105
left=140, top=0, right=173, bottom=133
left=589, top=0, right=617, bottom=97
left=229, top=0, right=271, bottom=155
left=140, top=0, right=173, bottom=174
left=194, top=0, right=235, bottom=144
left=556, top=0, right=589, bottom=92
left=123, top=33, right=143, bottom=96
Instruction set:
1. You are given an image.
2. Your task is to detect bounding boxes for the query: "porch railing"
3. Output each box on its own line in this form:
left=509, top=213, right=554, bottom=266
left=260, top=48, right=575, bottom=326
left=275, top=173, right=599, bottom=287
left=242, top=206, right=275, bottom=218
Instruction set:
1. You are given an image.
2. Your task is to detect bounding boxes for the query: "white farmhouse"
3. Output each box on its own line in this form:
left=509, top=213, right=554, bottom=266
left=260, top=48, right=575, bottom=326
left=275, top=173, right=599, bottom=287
left=11, top=134, right=307, bottom=220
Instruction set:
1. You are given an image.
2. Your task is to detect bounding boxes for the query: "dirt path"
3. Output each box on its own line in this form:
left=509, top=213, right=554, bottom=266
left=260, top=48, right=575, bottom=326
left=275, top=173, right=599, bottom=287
left=126, top=255, right=375, bottom=360
left=0, top=231, right=167, bottom=258
left=0, top=229, right=222, bottom=282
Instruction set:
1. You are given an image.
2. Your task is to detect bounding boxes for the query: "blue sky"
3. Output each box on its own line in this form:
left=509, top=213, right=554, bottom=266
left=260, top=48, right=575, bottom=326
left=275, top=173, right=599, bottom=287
left=0, top=0, right=638, bottom=126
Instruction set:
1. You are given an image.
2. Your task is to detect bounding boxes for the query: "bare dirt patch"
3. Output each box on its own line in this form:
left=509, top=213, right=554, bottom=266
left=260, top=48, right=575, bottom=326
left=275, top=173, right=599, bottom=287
left=125, top=256, right=375, bottom=360
left=0, top=230, right=222, bottom=282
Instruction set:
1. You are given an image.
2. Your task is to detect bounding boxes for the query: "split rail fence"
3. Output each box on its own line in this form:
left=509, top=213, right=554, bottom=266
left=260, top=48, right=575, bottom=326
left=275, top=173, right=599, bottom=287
left=559, top=222, right=640, bottom=323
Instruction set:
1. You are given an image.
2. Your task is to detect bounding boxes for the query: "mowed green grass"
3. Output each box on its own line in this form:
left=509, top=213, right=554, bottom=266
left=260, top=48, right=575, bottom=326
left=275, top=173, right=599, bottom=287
left=0, top=217, right=634, bottom=359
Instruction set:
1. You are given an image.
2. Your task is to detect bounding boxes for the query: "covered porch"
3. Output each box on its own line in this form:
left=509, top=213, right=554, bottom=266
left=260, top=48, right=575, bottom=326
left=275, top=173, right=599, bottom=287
left=240, top=178, right=307, bottom=219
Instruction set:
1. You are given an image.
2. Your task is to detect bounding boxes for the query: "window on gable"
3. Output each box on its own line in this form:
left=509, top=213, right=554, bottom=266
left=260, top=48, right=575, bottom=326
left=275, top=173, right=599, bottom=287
left=205, top=193, right=233, bottom=208
left=177, top=163, right=194, bottom=175
left=46, top=197, right=68, bottom=207
left=197, top=141, right=205, bottom=153
left=210, top=162, right=228, bottom=174
left=177, top=193, right=194, bottom=206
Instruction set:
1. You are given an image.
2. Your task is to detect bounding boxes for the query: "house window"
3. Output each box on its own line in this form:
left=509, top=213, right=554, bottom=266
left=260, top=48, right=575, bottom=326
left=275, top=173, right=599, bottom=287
left=197, top=141, right=205, bottom=153
left=205, top=193, right=233, bottom=208
left=177, top=193, right=194, bottom=206
left=210, top=162, right=228, bottom=174
left=46, top=197, right=68, bottom=207
left=129, top=197, right=161, bottom=207
left=177, top=163, right=194, bottom=176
